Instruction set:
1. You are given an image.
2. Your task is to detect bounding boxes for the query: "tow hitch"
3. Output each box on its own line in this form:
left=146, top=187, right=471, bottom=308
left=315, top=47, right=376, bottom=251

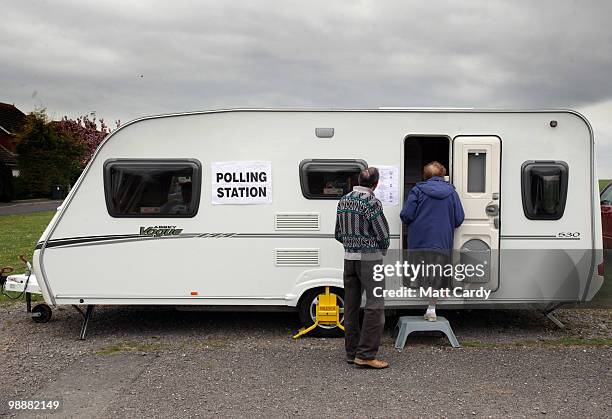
left=1, top=255, right=51, bottom=323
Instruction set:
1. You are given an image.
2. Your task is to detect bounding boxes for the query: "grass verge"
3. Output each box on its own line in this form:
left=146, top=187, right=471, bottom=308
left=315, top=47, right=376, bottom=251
left=0, top=211, right=54, bottom=302
left=95, top=341, right=168, bottom=355
left=514, top=337, right=612, bottom=347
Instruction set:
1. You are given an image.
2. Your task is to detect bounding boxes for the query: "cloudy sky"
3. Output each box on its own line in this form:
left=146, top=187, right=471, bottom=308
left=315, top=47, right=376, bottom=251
left=2, top=0, right=611, bottom=177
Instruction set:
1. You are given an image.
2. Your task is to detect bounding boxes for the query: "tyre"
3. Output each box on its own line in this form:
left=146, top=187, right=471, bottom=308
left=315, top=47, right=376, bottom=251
left=31, top=303, right=52, bottom=323
left=297, top=287, right=345, bottom=337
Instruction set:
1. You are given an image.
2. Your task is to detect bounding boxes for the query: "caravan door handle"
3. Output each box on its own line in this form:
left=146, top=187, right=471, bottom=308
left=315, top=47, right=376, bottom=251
left=485, top=202, right=499, bottom=217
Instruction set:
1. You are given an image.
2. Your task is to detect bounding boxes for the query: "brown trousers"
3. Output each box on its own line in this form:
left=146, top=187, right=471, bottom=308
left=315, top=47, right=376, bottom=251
left=343, top=259, right=385, bottom=360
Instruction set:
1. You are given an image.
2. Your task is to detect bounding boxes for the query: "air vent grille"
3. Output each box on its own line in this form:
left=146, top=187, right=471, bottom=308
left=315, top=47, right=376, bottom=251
left=274, top=249, right=320, bottom=267
left=274, top=212, right=320, bottom=231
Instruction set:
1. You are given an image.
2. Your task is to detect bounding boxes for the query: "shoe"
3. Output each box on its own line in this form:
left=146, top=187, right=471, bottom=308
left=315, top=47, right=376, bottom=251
left=424, top=309, right=437, bottom=322
left=354, top=358, right=389, bottom=369
left=346, top=356, right=355, bottom=364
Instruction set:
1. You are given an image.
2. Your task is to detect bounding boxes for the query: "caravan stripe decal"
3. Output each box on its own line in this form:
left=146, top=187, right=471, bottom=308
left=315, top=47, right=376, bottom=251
left=500, top=235, right=581, bottom=240
left=37, top=233, right=402, bottom=249
left=35, top=234, right=198, bottom=249
left=36, top=235, right=142, bottom=249
left=38, top=232, right=584, bottom=249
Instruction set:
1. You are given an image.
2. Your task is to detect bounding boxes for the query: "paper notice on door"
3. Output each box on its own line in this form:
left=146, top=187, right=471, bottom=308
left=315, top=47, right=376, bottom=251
left=373, top=165, right=399, bottom=206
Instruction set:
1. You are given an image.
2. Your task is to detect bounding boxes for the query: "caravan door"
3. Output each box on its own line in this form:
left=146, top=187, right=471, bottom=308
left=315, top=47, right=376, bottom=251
left=452, top=136, right=501, bottom=290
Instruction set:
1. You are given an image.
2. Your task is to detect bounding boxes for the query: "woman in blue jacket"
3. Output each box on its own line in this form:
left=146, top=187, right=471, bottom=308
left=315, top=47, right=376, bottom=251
left=400, top=161, right=465, bottom=321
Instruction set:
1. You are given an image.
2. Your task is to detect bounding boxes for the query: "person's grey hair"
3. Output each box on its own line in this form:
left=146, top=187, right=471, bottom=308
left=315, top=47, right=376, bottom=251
left=423, top=161, right=446, bottom=180
left=358, top=167, right=380, bottom=188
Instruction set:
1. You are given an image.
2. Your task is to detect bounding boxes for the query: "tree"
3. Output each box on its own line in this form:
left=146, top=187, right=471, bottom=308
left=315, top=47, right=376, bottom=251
left=0, top=161, right=14, bottom=202
left=55, top=115, right=118, bottom=168
left=15, top=110, right=85, bottom=197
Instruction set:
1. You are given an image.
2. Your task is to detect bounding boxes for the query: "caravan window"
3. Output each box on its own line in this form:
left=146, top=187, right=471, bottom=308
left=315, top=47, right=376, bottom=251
left=521, top=161, right=569, bottom=220
left=104, top=159, right=201, bottom=217
left=299, top=159, right=367, bottom=199
left=467, top=151, right=486, bottom=193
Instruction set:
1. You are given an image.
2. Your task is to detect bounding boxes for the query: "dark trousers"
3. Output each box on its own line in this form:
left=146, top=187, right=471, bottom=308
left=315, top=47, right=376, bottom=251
left=405, top=250, right=451, bottom=289
left=343, top=259, right=385, bottom=360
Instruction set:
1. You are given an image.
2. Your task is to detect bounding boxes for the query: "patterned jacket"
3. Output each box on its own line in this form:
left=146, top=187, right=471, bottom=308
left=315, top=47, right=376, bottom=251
left=335, top=186, right=391, bottom=260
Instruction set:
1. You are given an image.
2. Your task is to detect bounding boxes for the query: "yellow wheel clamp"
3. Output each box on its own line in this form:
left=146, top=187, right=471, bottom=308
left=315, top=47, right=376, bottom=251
left=293, top=287, right=344, bottom=339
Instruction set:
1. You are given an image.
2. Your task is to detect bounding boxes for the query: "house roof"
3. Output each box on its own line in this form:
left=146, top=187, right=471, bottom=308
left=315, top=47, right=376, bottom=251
left=0, top=102, right=26, bottom=135
left=0, top=144, right=17, bottom=167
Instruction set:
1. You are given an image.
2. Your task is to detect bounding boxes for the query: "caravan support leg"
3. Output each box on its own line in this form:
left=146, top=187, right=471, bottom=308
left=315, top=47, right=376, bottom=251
left=544, top=311, right=565, bottom=330
left=541, top=304, right=566, bottom=329
left=79, top=305, right=95, bottom=340
left=26, top=292, right=32, bottom=313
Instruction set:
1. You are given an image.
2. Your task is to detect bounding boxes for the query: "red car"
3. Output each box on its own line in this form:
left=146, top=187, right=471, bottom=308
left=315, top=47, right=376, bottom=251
left=602, top=182, right=612, bottom=249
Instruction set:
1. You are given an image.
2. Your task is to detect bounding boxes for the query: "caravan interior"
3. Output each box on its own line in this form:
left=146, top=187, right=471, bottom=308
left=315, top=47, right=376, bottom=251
left=402, top=135, right=450, bottom=249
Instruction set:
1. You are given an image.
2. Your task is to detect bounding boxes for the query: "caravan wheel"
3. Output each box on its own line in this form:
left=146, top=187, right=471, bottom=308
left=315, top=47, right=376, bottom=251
left=298, top=287, right=345, bottom=338
left=31, top=304, right=52, bottom=323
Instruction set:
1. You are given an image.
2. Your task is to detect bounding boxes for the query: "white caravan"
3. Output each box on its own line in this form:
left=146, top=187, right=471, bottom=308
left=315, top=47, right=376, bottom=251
left=8, top=109, right=605, bottom=336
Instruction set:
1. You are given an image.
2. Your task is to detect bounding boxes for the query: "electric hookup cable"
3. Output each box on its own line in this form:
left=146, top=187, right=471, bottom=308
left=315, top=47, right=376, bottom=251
left=0, top=271, right=31, bottom=300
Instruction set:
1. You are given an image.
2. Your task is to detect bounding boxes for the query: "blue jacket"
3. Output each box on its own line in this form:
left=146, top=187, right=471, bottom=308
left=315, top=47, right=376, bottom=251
left=400, top=176, right=465, bottom=252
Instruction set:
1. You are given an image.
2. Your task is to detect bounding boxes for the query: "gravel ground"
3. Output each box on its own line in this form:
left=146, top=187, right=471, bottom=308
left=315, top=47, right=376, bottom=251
left=0, top=303, right=610, bottom=418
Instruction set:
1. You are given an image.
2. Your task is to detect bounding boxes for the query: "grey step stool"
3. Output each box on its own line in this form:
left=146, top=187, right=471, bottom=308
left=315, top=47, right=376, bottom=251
left=393, top=316, right=460, bottom=350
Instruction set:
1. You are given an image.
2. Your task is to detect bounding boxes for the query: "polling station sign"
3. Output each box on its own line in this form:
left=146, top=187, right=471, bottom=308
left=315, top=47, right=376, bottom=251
left=211, top=161, right=272, bottom=204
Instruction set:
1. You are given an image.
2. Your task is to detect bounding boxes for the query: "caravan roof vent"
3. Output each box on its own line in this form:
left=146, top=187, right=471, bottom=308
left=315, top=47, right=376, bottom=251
left=275, top=212, right=320, bottom=231
left=275, top=248, right=320, bottom=267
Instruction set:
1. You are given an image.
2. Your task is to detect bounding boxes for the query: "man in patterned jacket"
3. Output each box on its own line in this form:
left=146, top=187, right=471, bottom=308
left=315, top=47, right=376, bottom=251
left=335, top=167, right=390, bottom=369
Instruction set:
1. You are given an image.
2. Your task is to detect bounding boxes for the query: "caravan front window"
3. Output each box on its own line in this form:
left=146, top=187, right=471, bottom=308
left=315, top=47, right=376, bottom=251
left=521, top=161, right=569, bottom=220
left=104, top=159, right=201, bottom=217
left=299, top=159, right=367, bottom=199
